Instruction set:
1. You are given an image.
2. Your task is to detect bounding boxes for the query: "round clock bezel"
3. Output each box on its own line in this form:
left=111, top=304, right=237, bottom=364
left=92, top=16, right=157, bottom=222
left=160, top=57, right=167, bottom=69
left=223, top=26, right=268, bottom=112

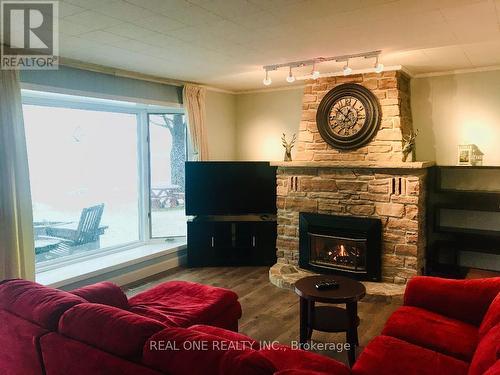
left=316, top=83, right=381, bottom=150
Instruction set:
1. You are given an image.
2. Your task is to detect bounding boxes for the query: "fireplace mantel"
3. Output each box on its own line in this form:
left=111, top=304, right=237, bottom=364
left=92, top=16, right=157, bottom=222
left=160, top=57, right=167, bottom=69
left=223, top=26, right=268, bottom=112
left=270, top=161, right=435, bottom=169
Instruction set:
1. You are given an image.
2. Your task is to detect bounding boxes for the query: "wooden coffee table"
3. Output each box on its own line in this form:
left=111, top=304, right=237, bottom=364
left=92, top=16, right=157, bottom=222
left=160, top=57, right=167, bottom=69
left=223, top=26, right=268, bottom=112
left=294, top=275, right=366, bottom=367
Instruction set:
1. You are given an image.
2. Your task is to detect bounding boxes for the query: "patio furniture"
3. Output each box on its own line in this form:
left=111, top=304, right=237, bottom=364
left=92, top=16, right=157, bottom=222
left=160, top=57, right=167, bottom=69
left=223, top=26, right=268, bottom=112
left=34, top=239, right=62, bottom=255
left=151, top=183, right=183, bottom=209
left=43, top=204, right=108, bottom=247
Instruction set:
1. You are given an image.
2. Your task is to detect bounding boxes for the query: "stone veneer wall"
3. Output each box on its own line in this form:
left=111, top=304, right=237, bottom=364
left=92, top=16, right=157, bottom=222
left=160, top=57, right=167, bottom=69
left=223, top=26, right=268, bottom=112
left=276, top=167, right=427, bottom=284
left=295, top=71, right=412, bottom=162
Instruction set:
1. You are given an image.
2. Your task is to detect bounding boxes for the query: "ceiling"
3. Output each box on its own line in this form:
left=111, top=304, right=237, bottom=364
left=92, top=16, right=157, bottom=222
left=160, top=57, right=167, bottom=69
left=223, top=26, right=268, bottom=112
left=57, top=0, right=500, bottom=91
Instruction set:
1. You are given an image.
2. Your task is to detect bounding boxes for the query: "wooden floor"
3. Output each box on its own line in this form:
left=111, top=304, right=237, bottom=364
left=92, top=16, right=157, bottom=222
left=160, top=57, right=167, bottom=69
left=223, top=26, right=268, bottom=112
left=125, top=266, right=400, bottom=364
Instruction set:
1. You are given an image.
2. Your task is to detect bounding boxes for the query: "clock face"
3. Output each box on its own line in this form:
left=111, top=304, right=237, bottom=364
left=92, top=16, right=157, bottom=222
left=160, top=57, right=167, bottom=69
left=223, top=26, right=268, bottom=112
left=316, top=84, right=381, bottom=150
left=328, top=96, right=367, bottom=138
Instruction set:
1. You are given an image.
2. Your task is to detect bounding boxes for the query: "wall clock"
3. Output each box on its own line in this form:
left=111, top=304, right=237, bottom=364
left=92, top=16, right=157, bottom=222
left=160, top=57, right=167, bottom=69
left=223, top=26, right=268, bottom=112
left=316, top=83, right=381, bottom=150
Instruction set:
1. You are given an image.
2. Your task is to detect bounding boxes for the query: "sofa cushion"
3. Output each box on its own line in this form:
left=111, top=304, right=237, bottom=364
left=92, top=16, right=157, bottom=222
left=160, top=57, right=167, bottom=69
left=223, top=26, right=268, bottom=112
left=404, top=276, right=500, bottom=326
left=40, top=333, right=163, bottom=375
left=258, top=344, right=350, bottom=375
left=189, top=324, right=258, bottom=349
left=469, top=323, right=500, bottom=375
left=0, top=309, right=48, bottom=375
left=59, top=303, right=166, bottom=360
left=352, top=335, right=469, bottom=375
left=479, top=293, right=500, bottom=338
left=484, top=360, right=500, bottom=375
left=71, top=282, right=129, bottom=310
left=143, top=327, right=275, bottom=375
left=382, top=306, right=478, bottom=361
left=0, top=279, right=85, bottom=330
left=128, top=281, right=241, bottom=327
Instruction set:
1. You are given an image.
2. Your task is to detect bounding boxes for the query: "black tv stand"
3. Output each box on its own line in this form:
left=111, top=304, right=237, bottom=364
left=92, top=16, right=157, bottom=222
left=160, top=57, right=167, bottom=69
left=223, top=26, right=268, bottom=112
left=187, top=214, right=277, bottom=267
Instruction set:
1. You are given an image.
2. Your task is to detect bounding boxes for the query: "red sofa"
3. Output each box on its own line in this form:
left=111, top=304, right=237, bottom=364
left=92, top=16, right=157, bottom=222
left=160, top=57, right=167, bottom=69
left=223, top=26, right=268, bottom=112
left=352, top=276, right=500, bottom=375
left=0, top=279, right=348, bottom=375
left=1, top=276, right=499, bottom=375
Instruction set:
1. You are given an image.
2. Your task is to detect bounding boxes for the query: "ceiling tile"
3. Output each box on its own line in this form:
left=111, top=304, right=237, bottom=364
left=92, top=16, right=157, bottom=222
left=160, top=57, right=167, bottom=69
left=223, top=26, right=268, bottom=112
left=59, top=19, right=101, bottom=36
left=62, top=10, right=123, bottom=29
left=92, top=1, right=157, bottom=22
left=190, top=0, right=263, bottom=18
left=59, top=1, right=86, bottom=17
left=131, top=15, right=186, bottom=33
left=104, top=23, right=160, bottom=40
left=462, top=40, right=500, bottom=66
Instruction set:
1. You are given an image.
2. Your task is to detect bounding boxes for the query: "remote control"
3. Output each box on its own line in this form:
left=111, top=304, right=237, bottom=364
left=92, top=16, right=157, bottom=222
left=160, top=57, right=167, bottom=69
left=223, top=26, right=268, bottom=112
left=315, top=281, right=340, bottom=290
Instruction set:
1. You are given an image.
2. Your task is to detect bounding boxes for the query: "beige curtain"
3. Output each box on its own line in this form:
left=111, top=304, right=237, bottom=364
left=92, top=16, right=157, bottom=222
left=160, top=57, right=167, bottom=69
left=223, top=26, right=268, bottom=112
left=0, top=70, right=35, bottom=281
left=183, top=84, right=209, bottom=161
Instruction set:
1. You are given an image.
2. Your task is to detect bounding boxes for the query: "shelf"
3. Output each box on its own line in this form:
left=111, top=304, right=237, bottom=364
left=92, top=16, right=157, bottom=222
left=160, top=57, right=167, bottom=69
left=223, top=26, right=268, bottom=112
left=427, top=166, right=500, bottom=279
left=435, top=189, right=500, bottom=197
left=433, top=238, right=500, bottom=255
left=436, top=165, right=500, bottom=170
left=270, top=160, right=435, bottom=169
left=434, top=198, right=500, bottom=212
left=436, top=226, right=500, bottom=239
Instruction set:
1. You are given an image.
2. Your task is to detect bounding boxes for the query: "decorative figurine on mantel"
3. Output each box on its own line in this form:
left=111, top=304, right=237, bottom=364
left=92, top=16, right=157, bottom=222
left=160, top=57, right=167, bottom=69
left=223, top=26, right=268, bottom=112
left=281, top=133, right=296, bottom=162
left=402, top=129, right=418, bottom=162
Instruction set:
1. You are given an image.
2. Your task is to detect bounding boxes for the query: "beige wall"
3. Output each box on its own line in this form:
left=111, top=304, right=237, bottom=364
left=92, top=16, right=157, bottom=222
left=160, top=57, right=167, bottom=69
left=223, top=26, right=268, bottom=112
left=205, top=90, right=237, bottom=160
left=235, top=88, right=303, bottom=161
left=230, top=70, right=500, bottom=166
left=412, top=70, right=500, bottom=166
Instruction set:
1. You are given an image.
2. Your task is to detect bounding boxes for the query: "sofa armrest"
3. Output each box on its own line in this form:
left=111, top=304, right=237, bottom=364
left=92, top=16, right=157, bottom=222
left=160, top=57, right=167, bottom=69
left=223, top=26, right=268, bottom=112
left=404, top=276, right=500, bottom=326
left=71, top=282, right=129, bottom=310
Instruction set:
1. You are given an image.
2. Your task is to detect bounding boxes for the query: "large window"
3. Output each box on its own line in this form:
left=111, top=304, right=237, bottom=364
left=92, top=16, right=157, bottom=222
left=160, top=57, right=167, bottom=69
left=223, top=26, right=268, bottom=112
left=22, top=91, right=187, bottom=267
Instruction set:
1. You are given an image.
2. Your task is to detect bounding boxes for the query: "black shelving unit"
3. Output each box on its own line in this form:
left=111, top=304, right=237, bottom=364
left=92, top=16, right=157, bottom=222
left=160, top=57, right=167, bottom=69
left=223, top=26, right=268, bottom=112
left=426, top=166, right=500, bottom=278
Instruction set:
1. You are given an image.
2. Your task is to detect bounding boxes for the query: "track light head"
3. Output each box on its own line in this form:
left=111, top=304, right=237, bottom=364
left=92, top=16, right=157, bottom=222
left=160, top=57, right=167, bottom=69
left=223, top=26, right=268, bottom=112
left=343, top=60, right=352, bottom=76
left=311, top=62, right=320, bottom=79
left=286, top=66, right=295, bottom=83
left=374, top=56, right=384, bottom=73
left=263, top=70, right=272, bottom=86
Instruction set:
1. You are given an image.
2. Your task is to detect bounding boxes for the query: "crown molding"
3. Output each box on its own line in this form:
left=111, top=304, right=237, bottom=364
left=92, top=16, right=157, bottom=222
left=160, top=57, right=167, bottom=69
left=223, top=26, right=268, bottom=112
left=413, top=65, right=500, bottom=78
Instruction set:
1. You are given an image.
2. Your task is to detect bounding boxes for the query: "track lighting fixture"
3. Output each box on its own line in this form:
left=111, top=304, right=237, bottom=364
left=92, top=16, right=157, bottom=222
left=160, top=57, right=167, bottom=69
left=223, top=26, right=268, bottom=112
left=311, top=63, right=320, bottom=79
left=286, top=66, right=295, bottom=83
left=261, top=50, right=384, bottom=86
left=343, top=59, right=352, bottom=76
left=374, top=56, right=384, bottom=73
left=263, top=70, right=272, bottom=86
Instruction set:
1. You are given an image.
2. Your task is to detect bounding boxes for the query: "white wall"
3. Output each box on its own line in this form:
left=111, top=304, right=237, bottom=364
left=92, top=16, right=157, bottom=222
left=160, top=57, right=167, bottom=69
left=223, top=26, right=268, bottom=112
left=205, top=90, right=237, bottom=160
left=235, top=88, right=303, bottom=161
left=412, top=70, right=500, bottom=166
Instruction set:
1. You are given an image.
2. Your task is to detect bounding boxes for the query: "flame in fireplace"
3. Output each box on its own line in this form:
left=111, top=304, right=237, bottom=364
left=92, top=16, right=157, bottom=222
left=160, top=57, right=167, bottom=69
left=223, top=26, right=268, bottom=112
left=338, top=244, right=348, bottom=257
left=329, top=244, right=361, bottom=266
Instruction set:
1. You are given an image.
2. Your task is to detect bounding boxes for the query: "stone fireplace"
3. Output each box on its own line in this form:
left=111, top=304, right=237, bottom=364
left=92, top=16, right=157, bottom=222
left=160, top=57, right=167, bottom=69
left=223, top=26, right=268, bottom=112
left=269, top=70, right=434, bottom=289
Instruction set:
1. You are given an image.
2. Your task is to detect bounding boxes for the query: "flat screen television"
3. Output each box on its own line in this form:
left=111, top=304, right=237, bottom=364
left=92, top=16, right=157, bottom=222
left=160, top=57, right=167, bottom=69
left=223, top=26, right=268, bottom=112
left=185, top=161, right=277, bottom=215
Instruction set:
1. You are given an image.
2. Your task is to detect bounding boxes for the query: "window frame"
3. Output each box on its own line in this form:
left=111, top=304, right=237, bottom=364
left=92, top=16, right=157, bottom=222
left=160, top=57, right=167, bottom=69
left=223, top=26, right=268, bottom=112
left=21, top=89, right=186, bottom=271
left=147, top=112, right=189, bottom=239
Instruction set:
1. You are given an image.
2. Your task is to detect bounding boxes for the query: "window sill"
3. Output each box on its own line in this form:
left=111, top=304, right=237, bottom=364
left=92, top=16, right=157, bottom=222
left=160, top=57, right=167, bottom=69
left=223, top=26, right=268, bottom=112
left=36, top=238, right=186, bottom=288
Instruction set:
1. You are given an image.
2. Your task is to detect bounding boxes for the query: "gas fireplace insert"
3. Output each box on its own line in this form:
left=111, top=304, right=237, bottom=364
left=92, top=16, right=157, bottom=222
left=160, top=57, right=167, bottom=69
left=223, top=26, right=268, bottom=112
left=299, top=213, right=381, bottom=281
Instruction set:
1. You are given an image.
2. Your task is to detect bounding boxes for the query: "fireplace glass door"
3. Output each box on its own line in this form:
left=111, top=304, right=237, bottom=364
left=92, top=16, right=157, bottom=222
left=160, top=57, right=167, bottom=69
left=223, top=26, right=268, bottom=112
left=308, top=233, right=367, bottom=272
